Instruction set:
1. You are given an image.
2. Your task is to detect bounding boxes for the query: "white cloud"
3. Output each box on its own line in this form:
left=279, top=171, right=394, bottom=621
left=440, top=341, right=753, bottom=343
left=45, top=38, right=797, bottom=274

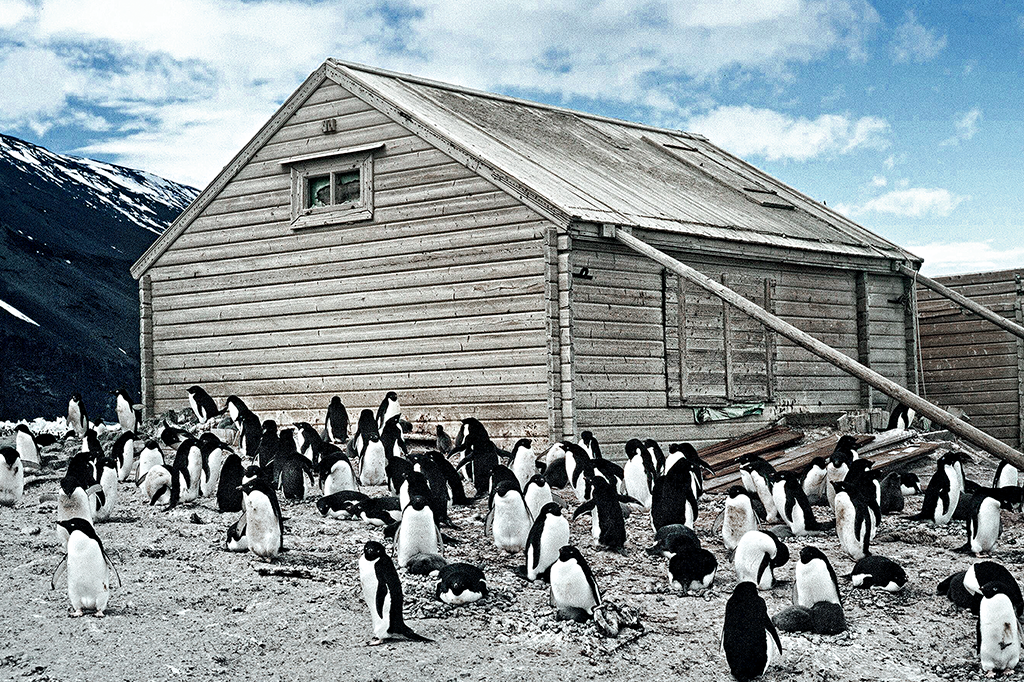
left=0, top=0, right=32, bottom=28
left=685, top=105, right=889, bottom=161
left=835, top=188, right=968, bottom=218
left=940, top=108, right=982, bottom=146
left=913, top=241, right=1024, bottom=277
left=870, top=175, right=887, bottom=187
left=892, top=10, right=947, bottom=63
left=0, top=0, right=883, bottom=186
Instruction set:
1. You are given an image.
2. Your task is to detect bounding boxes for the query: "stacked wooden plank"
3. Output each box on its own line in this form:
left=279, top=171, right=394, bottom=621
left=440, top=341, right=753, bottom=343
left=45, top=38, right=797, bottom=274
left=698, top=425, right=805, bottom=493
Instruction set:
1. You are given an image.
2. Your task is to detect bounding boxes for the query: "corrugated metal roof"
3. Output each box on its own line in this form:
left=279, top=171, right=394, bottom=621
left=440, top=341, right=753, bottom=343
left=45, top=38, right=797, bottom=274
left=332, top=60, right=917, bottom=263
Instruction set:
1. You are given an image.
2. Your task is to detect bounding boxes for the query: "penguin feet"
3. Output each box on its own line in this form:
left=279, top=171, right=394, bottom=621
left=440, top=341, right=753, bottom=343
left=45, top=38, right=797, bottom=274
left=93, top=610, right=105, bottom=618
left=69, top=609, right=84, bottom=618
left=367, top=638, right=385, bottom=647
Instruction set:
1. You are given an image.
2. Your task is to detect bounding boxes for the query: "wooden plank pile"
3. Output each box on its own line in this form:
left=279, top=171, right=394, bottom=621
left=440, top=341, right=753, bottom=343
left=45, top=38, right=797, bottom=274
left=701, top=425, right=940, bottom=494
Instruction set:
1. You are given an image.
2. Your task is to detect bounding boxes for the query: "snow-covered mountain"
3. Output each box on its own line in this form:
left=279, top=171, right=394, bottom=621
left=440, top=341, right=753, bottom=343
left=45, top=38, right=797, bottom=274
left=0, top=133, right=198, bottom=421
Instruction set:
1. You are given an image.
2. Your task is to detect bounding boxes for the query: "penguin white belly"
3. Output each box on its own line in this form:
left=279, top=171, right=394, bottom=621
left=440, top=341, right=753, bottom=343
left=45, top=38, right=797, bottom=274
left=511, top=455, right=534, bottom=490
left=245, top=496, right=281, bottom=559
left=834, top=497, right=869, bottom=560
left=56, top=490, right=93, bottom=548
left=524, top=486, right=553, bottom=520
left=324, top=462, right=357, bottom=496
left=492, top=499, right=531, bottom=553
left=980, top=596, right=1021, bottom=673
left=201, top=450, right=224, bottom=497
left=803, top=470, right=826, bottom=505
left=934, top=472, right=962, bottom=526
left=116, top=447, right=135, bottom=482
left=623, top=460, right=651, bottom=509
left=771, top=485, right=789, bottom=526
left=722, top=503, right=755, bottom=551
left=137, top=451, right=162, bottom=481
left=972, top=497, right=1002, bottom=554
left=734, top=535, right=774, bottom=589
left=753, top=477, right=778, bottom=522
left=528, top=519, right=569, bottom=580
left=397, top=513, right=439, bottom=567
left=795, top=564, right=839, bottom=606
left=66, top=533, right=110, bottom=614
left=360, top=442, right=387, bottom=486
left=0, top=462, right=24, bottom=506
left=94, top=470, right=118, bottom=523
left=997, top=465, right=1019, bottom=489
left=739, top=469, right=755, bottom=493
left=590, top=505, right=601, bottom=544
left=549, top=562, right=598, bottom=613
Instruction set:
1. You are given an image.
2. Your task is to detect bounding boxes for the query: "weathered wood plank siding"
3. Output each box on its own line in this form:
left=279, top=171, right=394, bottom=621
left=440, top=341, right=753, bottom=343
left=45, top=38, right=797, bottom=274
left=917, top=269, right=1024, bottom=447
left=146, top=80, right=552, bottom=437
left=570, top=238, right=904, bottom=455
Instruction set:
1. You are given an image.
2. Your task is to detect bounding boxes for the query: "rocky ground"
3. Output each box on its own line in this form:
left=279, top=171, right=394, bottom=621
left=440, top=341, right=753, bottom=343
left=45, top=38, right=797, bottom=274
left=0, top=425, right=1019, bottom=682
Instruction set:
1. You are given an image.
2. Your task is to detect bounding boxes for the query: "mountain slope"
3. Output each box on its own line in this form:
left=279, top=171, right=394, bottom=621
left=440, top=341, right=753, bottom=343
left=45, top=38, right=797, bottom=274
left=0, top=133, right=197, bottom=421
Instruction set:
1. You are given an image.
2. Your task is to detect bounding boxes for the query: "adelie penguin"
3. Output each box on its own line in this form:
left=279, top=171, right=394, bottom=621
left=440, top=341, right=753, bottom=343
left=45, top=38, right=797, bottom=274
left=623, top=439, right=655, bottom=510
left=136, top=440, right=163, bottom=481
left=740, top=457, right=778, bottom=523
left=435, top=563, right=487, bottom=605
left=110, top=431, right=135, bottom=483
left=832, top=481, right=875, bottom=561
left=487, top=480, right=533, bottom=554
left=734, top=529, right=789, bottom=590
left=318, top=450, right=357, bottom=496
left=51, top=518, right=120, bottom=617
left=667, top=543, right=718, bottom=594
left=651, top=460, right=699, bottom=531
left=0, top=447, right=24, bottom=507
left=316, top=490, right=369, bottom=519
left=353, top=410, right=386, bottom=486
left=523, top=474, right=554, bottom=521
left=224, top=395, right=249, bottom=423
left=801, top=457, right=828, bottom=506
left=186, top=385, right=222, bottom=423
left=14, top=424, right=41, bottom=472
left=240, top=478, right=284, bottom=560
left=886, top=403, right=916, bottom=431
left=217, top=453, right=245, bottom=513
left=851, top=555, right=907, bottom=592
left=324, top=396, right=349, bottom=444
left=573, top=476, right=640, bottom=553
left=92, top=457, right=118, bottom=523
left=523, top=502, right=570, bottom=581
left=826, top=436, right=858, bottom=509
left=198, top=433, right=227, bottom=498
left=910, top=451, right=964, bottom=527
left=450, top=418, right=500, bottom=497
left=720, top=486, right=759, bottom=555
left=114, top=388, right=141, bottom=434
left=722, top=581, right=781, bottom=682
left=771, top=470, right=827, bottom=537
left=395, top=495, right=443, bottom=571
left=376, top=391, right=401, bottom=430
left=352, top=497, right=403, bottom=527
left=508, top=438, right=537, bottom=490
left=939, top=560, right=1024, bottom=616
left=958, top=486, right=1015, bottom=556
left=67, top=394, right=89, bottom=438
left=359, top=541, right=431, bottom=643
left=549, top=545, right=601, bottom=622
left=978, top=581, right=1021, bottom=676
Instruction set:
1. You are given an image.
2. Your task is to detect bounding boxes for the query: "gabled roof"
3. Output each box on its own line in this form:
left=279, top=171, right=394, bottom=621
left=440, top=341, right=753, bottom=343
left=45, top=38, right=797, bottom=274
left=133, top=60, right=917, bottom=278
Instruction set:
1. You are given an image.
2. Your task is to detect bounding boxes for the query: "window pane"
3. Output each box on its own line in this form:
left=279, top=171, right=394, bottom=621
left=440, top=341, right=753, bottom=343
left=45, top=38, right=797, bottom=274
left=334, top=170, right=361, bottom=205
left=307, top=175, right=331, bottom=207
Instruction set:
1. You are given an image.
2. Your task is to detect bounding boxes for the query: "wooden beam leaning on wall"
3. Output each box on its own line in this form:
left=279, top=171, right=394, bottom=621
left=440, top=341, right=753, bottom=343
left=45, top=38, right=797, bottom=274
left=613, top=228, right=1024, bottom=469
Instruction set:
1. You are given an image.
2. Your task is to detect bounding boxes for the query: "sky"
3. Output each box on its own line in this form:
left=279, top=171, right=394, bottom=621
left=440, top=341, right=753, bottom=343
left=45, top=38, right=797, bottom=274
left=0, top=0, right=1021, bottom=276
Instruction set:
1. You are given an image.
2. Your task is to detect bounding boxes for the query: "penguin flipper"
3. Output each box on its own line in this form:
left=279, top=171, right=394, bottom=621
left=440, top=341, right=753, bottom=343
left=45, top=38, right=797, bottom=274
left=392, top=624, right=433, bottom=643
left=440, top=532, right=461, bottom=546
left=102, top=549, right=122, bottom=588
left=572, top=499, right=596, bottom=521
left=756, top=553, right=772, bottom=587
left=50, top=555, right=68, bottom=590
left=384, top=521, right=400, bottom=541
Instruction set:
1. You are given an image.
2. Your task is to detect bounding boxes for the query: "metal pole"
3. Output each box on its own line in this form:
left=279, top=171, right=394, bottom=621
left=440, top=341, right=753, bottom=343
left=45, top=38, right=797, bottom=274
left=615, top=229, right=1024, bottom=468
left=898, top=263, right=1024, bottom=342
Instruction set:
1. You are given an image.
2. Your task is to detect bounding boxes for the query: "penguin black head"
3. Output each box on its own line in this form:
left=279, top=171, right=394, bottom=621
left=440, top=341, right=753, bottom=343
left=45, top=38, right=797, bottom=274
left=624, top=439, right=644, bottom=458
left=1, top=447, right=19, bottom=466
left=493, top=480, right=519, bottom=498
left=278, top=429, right=297, bottom=451
left=980, top=580, right=1013, bottom=600
left=56, top=517, right=96, bottom=537
left=732, top=580, right=759, bottom=600
left=384, top=391, right=398, bottom=401
left=830, top=448, right=854, bottom=468
left=836, top=435, right=859, bottom=451
left=848, top=459, right=873, bottom=475
left=727, top=486, right=751, bottom=499
left=899, top=472, right=921, bottom=492
left=363, top=540, right=386, bottom=561
left=799, top=546, right=829, bottom=564
left=261, top=420, right=278, bottom=435
left=808, top=457, right=827, bottom=470
left=408, top=495, right=430, bottom=512
left=558, top=545, right=585, bottom=563
left=539, top=501, right=562, bottom=518
left=144, top=439, right=161, bottom=450
left=774, top=470, right=802, bottom=485
left=15, top=424, right=31, bottom=435
left=512, top=438, right=532, bottom=452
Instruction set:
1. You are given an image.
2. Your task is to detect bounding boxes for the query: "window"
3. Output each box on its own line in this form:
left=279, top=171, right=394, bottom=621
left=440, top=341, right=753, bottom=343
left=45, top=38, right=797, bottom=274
left=664, top=268, right=776, bottom=406
left=281, top=142, right=383, bottom=229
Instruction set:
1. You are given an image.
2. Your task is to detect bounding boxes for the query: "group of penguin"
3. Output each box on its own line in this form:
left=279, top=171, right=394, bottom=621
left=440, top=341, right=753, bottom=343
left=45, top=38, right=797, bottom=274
left=4, top=392, right=1024, bottom=677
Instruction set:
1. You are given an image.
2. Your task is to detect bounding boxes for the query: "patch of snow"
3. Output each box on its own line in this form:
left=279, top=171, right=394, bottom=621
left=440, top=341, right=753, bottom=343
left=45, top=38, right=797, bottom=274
left=0, top=298, right=40, bottom=326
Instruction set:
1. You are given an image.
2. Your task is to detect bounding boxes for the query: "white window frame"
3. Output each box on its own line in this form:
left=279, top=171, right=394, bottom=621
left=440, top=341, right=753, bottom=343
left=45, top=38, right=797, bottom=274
left=281, top=142, right=384, bottom=230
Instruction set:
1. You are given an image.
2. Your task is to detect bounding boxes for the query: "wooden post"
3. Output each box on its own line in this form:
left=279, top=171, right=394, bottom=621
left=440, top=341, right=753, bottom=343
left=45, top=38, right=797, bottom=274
left=855, top=271, right=873, bottom=409
left=556, top=233, right=575, bottom=439
left=615, top=230, right=1024, bottom=467
left=903, top=272, right=921, bottom=396
left=899, top=263, right=1024, bottom=341
left=1016, top=275, right=1024, bottom=448
left=139, top=274, right=155, bottom=417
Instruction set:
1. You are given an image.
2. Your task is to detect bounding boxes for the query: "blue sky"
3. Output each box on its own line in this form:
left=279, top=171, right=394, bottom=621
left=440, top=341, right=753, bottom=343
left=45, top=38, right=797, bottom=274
left=0, top=0, right=1020, bottom=275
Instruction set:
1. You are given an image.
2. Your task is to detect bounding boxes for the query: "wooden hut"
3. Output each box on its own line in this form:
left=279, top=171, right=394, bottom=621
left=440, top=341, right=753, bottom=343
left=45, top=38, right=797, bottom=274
left=917, top=269, right=1024, bottom=448
left=131, top=60, right=923, bottom=451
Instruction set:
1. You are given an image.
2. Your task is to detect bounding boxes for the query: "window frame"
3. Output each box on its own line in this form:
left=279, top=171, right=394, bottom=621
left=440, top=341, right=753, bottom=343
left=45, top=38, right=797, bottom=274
left=281, top=142, right=384, bottom=230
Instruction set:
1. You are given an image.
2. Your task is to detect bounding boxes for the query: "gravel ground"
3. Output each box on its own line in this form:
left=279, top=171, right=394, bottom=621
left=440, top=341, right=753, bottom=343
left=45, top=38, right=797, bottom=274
left=0, top=427, right=1019, bottom=682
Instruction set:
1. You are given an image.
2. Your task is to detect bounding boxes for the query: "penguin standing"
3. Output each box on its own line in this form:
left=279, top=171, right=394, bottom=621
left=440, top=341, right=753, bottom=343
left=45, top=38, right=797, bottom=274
left=52, top=518, right=119, bottom=617
left=110, top=431, right=135, bottom=483
left=993, top=461, right=1019, bottom=489
left=978, top=581, right=1021, bottom=675
left=826, top=437, right=857, bottom=509
left=137, top=440, right=163, bottom=481
left=0, top=447, right=24, bottom=507
left=548, top=545, right=601, bottom=621
left=435, top=563, right=488, bottom=605
left=832, top=481, right=875, bottom=561
left=318, top=451, right=357, bottom=496
left=324, top=396, right=349, bottom=444
left=217, top=453, right=245, bottom=513
left=198, top=433, right=227, bottom=498
left=394, top=495, right=443, bottom=569
left=910, top=452, right=963, bottom=526
left=376, top=391, right=401, bottom=430
left=741, top=458, right=778, bottom=523
left=801, top=457, right=828, bottom=506
left=240, top=478, right=284, bottom=560
left=92, top=457, right=118, bottom=523
left=487, top=481, right=533, bottom=554
left=14, top=424, right=41, bottom=470
left=172, top=439, right=203, bottom=503
left=772, top=471, right=825, bottom=537
left=721, top=486, right=759, bottom=554
left=524, top=502, right=570, bottom=581
left=508, top=439, right=537, bottom=490
left=623, top=439, right=655, bottom=510
left=451, top=419, right=500, bottom=497
left=353, top=410, right=386, bottom=486
left=886, top=403, right=916, bottom=431
left=254, top=420, right=280, bottom=484
left=794, top=546, right=841, bottom=608
left=186, top=385, right=221, bottom=423
left=959, top=487, right=1012, bottom=556
left=67, top=394, right=88, bottom=437
left=878, top=472, right=906, bottom=514
left=523, top=474, right=554, bottom=520
left=722, top=582, right=782, bottom=681
left=114, top=388, right=140, bottom=434
left=236, top=410, right=262, bottom=460
left=651, top=461, right=698, bottom=531
left=224, top=395, right=250, bottom=423
left=733, top=530, right=789, bottom=590
left=359, top=541, right=431, bottom=642
left=573, top=476, right=639, bottom=553
left=275, top=434, right=315, bottom=501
